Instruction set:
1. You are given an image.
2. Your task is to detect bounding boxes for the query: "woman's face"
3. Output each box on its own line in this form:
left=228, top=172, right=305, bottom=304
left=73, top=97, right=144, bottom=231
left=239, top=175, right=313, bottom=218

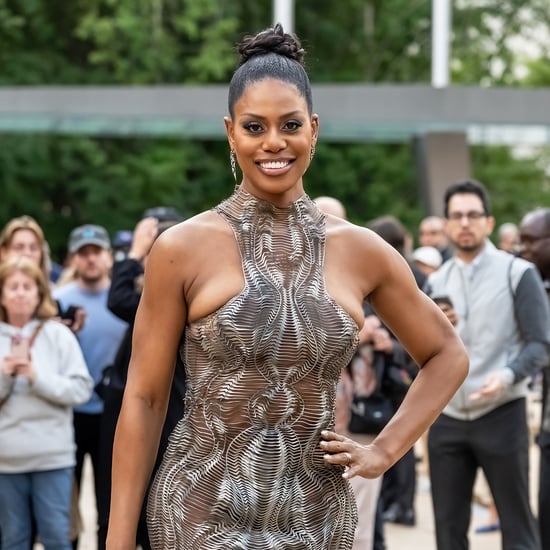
left=3, top=229, right=42, bottom=266
left=225, top=78, right=318, bottom=206
left=1, top=270, right=40, bottom=324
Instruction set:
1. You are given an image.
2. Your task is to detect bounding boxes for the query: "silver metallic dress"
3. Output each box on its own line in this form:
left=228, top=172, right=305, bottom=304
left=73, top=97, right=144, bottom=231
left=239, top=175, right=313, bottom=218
left=147, top=187, right=359, bottom=549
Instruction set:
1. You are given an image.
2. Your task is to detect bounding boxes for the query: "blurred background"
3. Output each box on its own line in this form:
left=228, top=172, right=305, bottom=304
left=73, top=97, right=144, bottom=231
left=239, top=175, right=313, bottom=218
left=1, top=0, right=549, bottom=263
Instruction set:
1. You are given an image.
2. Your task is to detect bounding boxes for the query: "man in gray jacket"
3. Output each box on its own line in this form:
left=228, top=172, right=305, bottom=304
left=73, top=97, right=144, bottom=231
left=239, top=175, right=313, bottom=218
left=426, top=180, right=550, bottom=550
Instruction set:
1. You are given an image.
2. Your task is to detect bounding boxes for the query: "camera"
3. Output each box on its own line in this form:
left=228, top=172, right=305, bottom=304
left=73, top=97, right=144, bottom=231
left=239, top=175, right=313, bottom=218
left=61, top=305, right=80, bottom=324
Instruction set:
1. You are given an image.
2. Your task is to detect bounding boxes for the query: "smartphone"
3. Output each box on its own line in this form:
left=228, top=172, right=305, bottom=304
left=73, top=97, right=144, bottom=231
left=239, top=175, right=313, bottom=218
left=10, top=334, right=30, bottom=358
left=61, top=305, right=80, bottom=324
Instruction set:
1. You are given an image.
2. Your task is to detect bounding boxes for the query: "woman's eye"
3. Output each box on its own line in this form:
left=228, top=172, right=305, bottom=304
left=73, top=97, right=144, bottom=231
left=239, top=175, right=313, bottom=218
left=243, top=122, right=263, bottom=133
left=284, top=120, right=302, bottom=131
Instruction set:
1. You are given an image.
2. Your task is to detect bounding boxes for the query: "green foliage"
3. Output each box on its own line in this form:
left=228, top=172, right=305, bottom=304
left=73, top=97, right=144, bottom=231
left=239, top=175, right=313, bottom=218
left=306, top=141, right=421, bottom=227
left=451, top=0, right=541, bottom=85
left=0, top=133, right=232, bottom=261
left=523, top=58, right=550, bottom=86
left=472, top=145, right=550, bottom=225
left=74, top=0, right=239, bottom=83
left=0, top=0, right=549, bottom=259
left=294, top=0, right=433, bottom=83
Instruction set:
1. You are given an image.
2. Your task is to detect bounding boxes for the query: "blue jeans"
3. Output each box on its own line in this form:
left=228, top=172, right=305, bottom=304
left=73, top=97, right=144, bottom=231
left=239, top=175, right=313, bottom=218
left=0, top=467, right=74, bottom=550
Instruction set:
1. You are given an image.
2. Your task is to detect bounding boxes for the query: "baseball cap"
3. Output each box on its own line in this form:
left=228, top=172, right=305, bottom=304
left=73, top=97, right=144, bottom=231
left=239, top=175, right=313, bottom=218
left=68, top=224, right=111, bottom=254
left=411, top=246, right=443, bottom=270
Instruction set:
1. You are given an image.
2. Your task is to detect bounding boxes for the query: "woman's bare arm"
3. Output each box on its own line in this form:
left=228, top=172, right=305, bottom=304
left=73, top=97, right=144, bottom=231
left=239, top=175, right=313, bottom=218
left=321, top=233, right=468, bottom=478
left=106, top=231, right=188, bottom=549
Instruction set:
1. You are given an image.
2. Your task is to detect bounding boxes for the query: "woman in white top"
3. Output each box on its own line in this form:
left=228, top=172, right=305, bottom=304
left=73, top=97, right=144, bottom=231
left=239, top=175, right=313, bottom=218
left=0, top=257, right=93, bottom=550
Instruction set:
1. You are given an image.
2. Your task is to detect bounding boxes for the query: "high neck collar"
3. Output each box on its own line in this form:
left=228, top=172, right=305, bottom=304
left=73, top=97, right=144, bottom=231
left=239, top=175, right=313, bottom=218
left=233, top=185, right=309, bottom=209
left=220, top=186, right=322, bottom=222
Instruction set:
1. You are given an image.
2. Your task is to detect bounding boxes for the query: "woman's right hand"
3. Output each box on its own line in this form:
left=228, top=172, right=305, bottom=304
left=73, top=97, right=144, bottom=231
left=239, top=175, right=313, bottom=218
left=69, top=307, right=87, bottom=333
left=2, top=355, right=24, bottom=377
left=320, top=430, right=390, bottom=480
left=2, top=355, right=34, bottom=383
left=127, top=217, right=159, bottom=261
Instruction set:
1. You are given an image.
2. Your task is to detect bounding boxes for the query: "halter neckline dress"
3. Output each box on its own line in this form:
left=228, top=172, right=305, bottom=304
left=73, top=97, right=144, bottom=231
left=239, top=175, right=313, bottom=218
left=147, top=187, right=359, bottom=549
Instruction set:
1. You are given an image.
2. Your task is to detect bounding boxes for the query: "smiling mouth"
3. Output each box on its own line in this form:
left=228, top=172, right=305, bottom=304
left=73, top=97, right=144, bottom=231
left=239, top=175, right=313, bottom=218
left=257, top=160, right=292, bottom=170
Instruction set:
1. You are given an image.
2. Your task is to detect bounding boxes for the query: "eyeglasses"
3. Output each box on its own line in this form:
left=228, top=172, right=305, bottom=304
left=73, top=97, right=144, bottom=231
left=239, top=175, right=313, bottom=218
left=520, top=234, right=550, bottom=246
left=447, top=211, right=487, bottom=222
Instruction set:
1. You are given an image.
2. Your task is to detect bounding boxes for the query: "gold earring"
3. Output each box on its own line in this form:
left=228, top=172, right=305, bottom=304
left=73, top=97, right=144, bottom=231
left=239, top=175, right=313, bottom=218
left=230, top=150, right=237, bottom=181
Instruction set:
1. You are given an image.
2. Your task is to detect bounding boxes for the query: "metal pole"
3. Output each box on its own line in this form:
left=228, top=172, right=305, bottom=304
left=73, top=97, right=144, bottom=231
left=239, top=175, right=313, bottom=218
left=431, top=0, right=452, bottom=88
left=273, top=0, right=295, bottom=34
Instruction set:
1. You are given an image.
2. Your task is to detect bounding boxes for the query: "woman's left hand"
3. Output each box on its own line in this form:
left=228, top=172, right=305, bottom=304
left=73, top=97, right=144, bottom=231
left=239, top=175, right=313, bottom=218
left=319, top=430, right=390, bottom=480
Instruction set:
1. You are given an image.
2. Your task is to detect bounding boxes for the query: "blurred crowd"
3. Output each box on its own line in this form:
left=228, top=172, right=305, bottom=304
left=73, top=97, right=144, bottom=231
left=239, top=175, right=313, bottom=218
left=0, top=182, right=549, bottom=550
left=317, top=184, right=549, bottom=550
left=0, top=207, right=185, bottom=550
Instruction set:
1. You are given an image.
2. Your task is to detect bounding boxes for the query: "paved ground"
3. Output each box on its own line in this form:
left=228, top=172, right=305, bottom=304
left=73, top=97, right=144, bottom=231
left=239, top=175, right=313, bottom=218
left=69, top=451, right=530, bottom=550
left=381, top=475, right=502, bottom=550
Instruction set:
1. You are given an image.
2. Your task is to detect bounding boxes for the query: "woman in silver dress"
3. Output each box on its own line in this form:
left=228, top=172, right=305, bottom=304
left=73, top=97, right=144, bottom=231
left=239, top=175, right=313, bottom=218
left=107, top=24, right=468, bottom=550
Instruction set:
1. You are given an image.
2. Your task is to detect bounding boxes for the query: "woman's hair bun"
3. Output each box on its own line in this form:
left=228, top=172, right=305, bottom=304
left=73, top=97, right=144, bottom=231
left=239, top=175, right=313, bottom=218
left=238, top=23, right=305, bottom=66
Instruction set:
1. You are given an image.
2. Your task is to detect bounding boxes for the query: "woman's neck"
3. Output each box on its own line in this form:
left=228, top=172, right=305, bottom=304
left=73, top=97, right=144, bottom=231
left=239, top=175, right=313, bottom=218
left=7, top=314, right=32, bottom=329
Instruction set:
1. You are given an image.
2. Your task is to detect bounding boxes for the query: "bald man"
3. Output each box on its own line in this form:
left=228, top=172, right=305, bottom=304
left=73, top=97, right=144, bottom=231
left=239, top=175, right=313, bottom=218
left=314, top=196, right=347, bottom=220
left=418, top=215, right=453, bottom=262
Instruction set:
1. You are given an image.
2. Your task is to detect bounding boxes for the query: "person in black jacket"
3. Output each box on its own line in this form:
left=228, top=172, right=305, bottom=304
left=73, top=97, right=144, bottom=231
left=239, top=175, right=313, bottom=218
left=97, top=209, right=186, bottom=550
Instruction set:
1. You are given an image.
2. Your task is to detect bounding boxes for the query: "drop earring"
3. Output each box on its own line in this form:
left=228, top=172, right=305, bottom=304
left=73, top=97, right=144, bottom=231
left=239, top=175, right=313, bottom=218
left=310, top=144, right=316, bottom=161
left=230, top=150, right=237, bottom=182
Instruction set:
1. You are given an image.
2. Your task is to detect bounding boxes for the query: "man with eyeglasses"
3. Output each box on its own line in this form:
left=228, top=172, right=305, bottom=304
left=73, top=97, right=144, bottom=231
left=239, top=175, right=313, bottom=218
left=425, top=180, right=549, bottom=550
left=519, top=207, right=550, bottom=549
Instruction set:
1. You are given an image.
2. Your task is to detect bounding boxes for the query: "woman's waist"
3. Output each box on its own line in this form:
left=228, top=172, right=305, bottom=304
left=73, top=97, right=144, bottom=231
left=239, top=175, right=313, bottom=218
left=162, top=422, right=338, bottom=489
left=169, top=410, right=333, bottom=461
left=185, top=396, right=333, bottom=434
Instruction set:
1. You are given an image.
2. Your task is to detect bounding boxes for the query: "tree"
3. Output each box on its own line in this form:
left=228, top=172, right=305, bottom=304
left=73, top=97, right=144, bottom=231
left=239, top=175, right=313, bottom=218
left=0, top=0, right=548, bottom=259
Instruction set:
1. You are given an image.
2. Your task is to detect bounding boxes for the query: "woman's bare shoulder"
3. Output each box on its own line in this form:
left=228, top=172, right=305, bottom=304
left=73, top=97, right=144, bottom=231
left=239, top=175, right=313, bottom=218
left=322, top=215, right=402, bottom=304
left=152, top=209, right=231, bottom=254
left=324, top=215, right=393, bottom=260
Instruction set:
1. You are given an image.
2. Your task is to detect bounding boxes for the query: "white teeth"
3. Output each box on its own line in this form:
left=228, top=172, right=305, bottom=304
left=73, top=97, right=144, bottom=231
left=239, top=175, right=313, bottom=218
left=259, top=160, right=289, bottom=169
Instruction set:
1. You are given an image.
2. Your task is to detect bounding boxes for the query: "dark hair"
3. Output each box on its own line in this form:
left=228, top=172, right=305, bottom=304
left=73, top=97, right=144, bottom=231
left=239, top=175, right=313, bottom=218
left=227, top=23, right=312, bottom=117
left=443, top=179, right=491, bottom=218
left=367, top=215, right=406, bottom=255
left=432, top=295, right=453, bottom=309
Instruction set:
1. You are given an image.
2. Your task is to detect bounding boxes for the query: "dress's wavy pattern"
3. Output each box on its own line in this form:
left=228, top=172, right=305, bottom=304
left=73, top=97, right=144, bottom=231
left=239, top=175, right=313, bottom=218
left=147, top=187, right=359, bottom=549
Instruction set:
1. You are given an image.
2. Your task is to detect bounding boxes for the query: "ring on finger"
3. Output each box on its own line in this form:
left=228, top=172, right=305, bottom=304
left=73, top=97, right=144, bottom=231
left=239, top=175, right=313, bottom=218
left=344, top=452, right=352, bottom=467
